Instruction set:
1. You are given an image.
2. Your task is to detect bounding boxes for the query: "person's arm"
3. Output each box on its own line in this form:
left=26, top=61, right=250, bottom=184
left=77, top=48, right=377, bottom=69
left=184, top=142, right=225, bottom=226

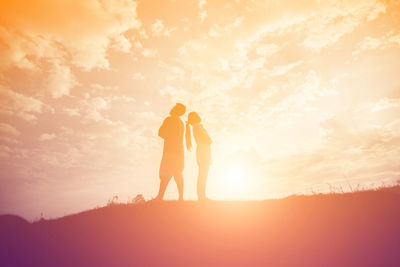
left=158, top=117, right=171, bottom=139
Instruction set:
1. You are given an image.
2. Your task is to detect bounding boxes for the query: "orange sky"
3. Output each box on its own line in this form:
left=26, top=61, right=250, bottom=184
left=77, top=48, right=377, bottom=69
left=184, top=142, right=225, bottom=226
left=1, top=0, right=400, bottom=219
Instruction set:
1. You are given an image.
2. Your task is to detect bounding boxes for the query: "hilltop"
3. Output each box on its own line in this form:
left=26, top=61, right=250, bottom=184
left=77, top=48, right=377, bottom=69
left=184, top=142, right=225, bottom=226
left=1, top=187, right=399, bottom=266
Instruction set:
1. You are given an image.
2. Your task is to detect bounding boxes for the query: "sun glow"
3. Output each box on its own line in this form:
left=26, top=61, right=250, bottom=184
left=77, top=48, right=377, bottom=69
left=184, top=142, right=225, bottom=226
left=225, top=165, right=246, bottom=190
left=210, top=163, right=252, bottom=199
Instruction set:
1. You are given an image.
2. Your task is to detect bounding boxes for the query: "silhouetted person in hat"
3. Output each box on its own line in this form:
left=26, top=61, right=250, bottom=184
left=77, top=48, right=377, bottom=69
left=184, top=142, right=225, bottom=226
left=155, top=103, right=186, bottom=201
left=186, top=112, right=212, bottom=201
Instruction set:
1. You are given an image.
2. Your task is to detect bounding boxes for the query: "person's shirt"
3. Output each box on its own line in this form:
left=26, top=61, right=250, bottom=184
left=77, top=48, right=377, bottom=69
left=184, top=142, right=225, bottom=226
left=193, top=123, right=212, bottom=147
left=158, top=115, right=184, bottom=154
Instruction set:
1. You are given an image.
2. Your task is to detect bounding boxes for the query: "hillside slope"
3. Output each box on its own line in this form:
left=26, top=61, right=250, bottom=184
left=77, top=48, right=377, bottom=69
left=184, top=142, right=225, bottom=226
left=1, top=187, right=400, bottom=266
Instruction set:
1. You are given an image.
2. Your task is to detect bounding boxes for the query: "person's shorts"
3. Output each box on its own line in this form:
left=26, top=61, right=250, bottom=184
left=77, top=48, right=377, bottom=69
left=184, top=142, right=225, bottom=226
left=159, top=153, right=184, bottom=178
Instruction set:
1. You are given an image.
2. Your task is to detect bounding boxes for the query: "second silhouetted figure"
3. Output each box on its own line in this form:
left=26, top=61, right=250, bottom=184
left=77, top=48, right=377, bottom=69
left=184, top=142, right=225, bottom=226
left=186, top=112, right=212, bottom=200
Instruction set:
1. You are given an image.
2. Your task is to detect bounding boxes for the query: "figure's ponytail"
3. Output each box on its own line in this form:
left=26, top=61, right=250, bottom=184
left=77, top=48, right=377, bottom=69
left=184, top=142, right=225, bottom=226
left=186, top=122, right=192, bottom=150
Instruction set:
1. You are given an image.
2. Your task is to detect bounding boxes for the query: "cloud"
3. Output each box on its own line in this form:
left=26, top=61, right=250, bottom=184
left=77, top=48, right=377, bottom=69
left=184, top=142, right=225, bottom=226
left=150, top=19, right=176, bottom=38
left=132, top=72, right=145, bottom=80
left=46, top=62, right=77, bottom=98
left=63, top=108, right=81, bottom=117
left=0, top=86, right=43, bottom=120
left=354, top=32, right=400, bottom=55
left=160, top=85, right=187, bottom=101
left=0, top=0, right=141, bottom=71
left=82, top=96, right=111, bottom=122
left=111, top=35, right=132, bottom=53
left=111, top=95, right=136, bottom=103
left=90, top=97, right=109, bottom=111
left=301, top=0, right=386, bottom=50
left=39, top=133, right=56, bottom=141
left=368, top=98, right=400, bottom=112
left=142, top=48, right=157, bottom=57
left=255, top=44, right=280, bottom=57
left=258, top=112, right=400, bottom=193
left=0, top=123, right=20, bottom=137
left=199, top=0, right=208, bottom=23
left=152, top=20, right=165, bottom=36
left=209, top=17, right=243, bottom=37
left=268, top=61, right=302, bottom=76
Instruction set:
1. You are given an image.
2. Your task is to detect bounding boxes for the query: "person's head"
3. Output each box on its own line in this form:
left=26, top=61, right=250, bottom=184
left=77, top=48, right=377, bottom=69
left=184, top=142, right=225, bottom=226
left=169, top=103, right=186, bottom=117
left=186, top=112, right=202, bottom=150
left=188, top=112, right=201, bottom=125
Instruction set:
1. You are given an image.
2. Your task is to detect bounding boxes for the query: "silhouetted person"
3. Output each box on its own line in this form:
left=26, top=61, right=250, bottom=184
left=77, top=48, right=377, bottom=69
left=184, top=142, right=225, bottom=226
left=186, top=112, right=212, bottom=201
left=155, top=103, right=186, bottom=201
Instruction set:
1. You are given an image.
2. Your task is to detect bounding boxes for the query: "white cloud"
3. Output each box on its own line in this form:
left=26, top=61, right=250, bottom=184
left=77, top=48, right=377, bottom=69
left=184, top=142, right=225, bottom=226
left=0, top=86, right=43, bottom=120
left=199, top=0, right=208, bottom=23
left=111, top=95, right=135, bottom=103
left=256, top=44, right=280, bottom=57
left=200, top=11, right=208, bottom=23
left=301, top=0, right=386, bottom=50
left=150, top=19, right=176, bottom=37
left=89, top=97, right=109, bottom=111
left=139, top=29, right=149, bottom=39
left=354, top=32, right=400, bottom=55
left=47, top=62, right=77, bottom=98
left=358, top=36, right=384, bottom=50
left=82, top=96, right=111, bottom=122
left=152, top=20, right=165, bottom=36
left=199, top=0, right=206, bottom=9
left=142, top=48, right=156, bottom=57
left=160, top=85, right=187, bottom=101
left=268, top=61, right=302, bottom=76
left=111, top=35, right=132, bottom=53
left=71, top=42, right=111, bottom=71
left=369, top=98, right=400, bottom=112
left=132, top=72, right=145, bottom=80
left=209, top=17, right=243, bottom=37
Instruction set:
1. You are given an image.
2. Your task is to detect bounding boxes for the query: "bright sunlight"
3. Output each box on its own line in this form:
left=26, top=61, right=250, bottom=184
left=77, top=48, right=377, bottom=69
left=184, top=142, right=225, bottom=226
left=225, top=165, right=246, bottom=191
left=211, top=163, right=252, bottom=199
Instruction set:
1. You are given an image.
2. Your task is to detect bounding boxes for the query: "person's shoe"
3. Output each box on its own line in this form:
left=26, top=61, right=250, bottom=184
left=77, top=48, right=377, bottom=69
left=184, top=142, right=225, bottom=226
left=150, top=196, right=162, bottom=202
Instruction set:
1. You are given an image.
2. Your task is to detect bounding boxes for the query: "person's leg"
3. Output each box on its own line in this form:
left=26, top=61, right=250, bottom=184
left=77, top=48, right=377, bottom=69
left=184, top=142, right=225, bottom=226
left=173, top=173, right=184, bottom=201
left=197, top=165, right=210, bottom=200
left=156, top=175, right=171, bottom=200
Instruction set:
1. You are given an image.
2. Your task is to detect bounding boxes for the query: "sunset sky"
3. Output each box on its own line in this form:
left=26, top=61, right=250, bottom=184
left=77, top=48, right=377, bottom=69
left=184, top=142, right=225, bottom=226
left=1, top=0, right=400, bottom=219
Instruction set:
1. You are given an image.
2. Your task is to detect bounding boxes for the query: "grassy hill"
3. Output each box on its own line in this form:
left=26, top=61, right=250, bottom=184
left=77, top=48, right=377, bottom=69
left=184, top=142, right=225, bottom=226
left=1, top=186, right=399, bottom=266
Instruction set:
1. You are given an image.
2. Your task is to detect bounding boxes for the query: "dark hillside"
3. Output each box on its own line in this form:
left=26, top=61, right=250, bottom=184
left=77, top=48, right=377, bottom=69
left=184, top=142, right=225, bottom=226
left=1, top=187, right=400, bottom=266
